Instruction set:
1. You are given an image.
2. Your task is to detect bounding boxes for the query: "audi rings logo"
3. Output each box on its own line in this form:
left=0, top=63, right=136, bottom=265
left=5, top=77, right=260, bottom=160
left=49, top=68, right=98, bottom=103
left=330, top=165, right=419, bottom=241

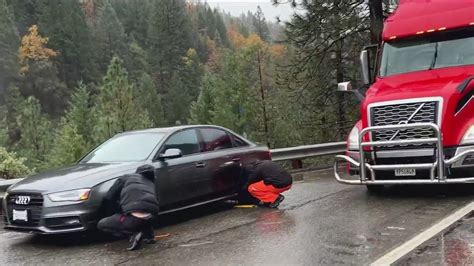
left=15, top=196, right=31, bottom=205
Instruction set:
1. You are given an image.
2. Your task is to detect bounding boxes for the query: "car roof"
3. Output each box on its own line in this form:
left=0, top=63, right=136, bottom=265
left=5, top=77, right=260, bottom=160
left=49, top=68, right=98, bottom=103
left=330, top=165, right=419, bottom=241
left=118, top=125, right=237, bottom=136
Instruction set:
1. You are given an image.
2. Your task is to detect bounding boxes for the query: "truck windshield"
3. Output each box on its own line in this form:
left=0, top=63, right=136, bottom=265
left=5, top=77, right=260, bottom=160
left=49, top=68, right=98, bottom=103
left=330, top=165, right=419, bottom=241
left=81, top=133, right=165, bottom=163
left=380, top=29, right=474, bottom=77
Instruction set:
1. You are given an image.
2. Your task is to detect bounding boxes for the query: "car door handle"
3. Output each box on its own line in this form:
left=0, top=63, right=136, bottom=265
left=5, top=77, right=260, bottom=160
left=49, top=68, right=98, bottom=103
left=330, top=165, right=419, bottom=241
left=195, top=162, right=206, bottom=168
left=232, top=157, right=241, bottom=162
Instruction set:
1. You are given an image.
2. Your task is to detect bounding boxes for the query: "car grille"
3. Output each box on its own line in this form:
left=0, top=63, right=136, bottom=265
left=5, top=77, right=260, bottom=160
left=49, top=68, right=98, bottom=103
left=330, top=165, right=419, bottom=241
left=6, top=193, right=44, bottom=226
left=370, top=101, right=439, bottom=143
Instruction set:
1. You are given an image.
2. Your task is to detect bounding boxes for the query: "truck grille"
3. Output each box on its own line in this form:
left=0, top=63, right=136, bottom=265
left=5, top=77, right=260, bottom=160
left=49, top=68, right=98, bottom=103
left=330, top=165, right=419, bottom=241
left=370, top=101, right=439, bottom=143
left=6, top=193, right=43, bottom=226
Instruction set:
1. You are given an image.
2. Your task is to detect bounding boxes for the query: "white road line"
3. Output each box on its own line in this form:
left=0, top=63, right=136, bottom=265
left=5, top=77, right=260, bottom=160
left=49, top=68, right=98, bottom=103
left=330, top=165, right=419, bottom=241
left=371, top=201, right=474, bottom=266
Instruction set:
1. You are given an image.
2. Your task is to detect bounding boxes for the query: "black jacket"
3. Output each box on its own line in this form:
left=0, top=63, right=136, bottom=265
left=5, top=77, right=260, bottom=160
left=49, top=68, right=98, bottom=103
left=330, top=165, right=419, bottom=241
left=104, top=173, right=159, bottom=215
left=245, top=160, right=293, bottom=188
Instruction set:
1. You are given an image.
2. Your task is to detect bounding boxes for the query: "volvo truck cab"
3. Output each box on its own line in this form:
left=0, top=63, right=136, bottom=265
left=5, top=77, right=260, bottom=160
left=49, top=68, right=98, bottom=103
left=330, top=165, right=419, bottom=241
left=334, top=0, right=474, bottom=190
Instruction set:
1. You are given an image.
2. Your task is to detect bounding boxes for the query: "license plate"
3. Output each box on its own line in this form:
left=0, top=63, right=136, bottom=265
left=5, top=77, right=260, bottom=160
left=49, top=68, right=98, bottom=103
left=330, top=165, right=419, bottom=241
left=12, top=209, right=28, bottom=222
left=395, top=169, right=416, bottom=176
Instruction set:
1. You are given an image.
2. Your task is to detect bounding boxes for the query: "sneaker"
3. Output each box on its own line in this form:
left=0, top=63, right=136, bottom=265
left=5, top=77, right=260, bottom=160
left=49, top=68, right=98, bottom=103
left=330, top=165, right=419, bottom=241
left=269, top=195, right=285, bottom=208
left=142, top=225, right=156, bottom=244
left=256, top=201, right=271, bottom=208
left=143, top=238, right=156, bottom=244
left=127, top=231, right=143, bottom=251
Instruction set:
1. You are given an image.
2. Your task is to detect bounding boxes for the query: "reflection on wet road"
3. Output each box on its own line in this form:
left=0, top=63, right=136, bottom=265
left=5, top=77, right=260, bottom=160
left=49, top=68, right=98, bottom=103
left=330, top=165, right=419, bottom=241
left=0, top=170, right=473, bottom=265
left=397, top=212, right=474, bottom=266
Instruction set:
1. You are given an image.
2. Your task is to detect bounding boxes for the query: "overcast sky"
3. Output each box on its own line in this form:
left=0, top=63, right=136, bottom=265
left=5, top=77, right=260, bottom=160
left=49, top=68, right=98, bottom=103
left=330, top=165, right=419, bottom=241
left=204, top=0, right=296, bottom=22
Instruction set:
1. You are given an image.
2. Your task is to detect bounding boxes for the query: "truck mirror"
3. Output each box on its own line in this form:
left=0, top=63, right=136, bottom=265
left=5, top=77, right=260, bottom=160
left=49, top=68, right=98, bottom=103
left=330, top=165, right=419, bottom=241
left=360, top=45, right=378, bottom=85
left=338, top=81, right=353, bottom=92
left=337, top=81, right=365, bottom=102
left=360, top=50, right=370, bottom=85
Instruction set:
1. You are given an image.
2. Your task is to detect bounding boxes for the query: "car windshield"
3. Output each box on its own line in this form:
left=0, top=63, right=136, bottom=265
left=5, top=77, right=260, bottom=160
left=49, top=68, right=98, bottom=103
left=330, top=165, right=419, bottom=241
left=81, top=133, right=165, bottom=163
left=380, top=29, right=474, bottom=77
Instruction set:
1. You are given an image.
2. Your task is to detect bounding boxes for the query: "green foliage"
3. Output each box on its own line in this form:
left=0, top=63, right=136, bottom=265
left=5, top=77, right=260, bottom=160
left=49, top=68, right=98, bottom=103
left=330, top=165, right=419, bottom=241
left=47, top=122, right=88, bottom=168
left=136, top=73, right=165, bottom=127
left=166, top=48, right=204, bottom=125
left=148, top=0, right=192, bottom=91
left=0, top=0, right=19, bottom=101
left=16, top=96, right=52, bottom=170
left=0, top=147, right=32, bottom=179
left=96, top=0, right=129, bottom=72
left=37, top=0, right=98, bottom=86
left=18, top=60, right=68, bottom=116
left=253, top=6, right=270, bottom=42
left=95, top=56, right=151, bottom=142
left=65, top=82, right=96, bottom=146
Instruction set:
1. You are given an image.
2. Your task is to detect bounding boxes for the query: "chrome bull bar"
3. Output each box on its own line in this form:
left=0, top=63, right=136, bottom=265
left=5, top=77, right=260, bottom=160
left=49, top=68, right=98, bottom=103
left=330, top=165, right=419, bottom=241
left=334, top=123, right=474, bottom=184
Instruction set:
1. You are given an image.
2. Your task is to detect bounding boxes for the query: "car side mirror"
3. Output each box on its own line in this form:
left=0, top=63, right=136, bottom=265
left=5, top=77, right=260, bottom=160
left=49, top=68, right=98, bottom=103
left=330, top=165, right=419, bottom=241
left=337, top=81, right=365, bottom=102
left=159, top=148, right=183, bottom=160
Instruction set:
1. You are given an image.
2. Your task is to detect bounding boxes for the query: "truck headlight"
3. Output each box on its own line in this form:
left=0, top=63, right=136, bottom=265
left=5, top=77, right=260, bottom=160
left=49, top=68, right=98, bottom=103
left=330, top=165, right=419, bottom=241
left=48, top=189, right=91, bottom=202
left=348, top=126, right=360, bottom=150
left=461, top=125, right=474, bottom=144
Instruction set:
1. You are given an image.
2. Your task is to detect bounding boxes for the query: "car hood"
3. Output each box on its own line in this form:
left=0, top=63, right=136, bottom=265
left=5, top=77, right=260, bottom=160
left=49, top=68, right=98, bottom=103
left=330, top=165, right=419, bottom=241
left=8, top=162, right=143, bottom=194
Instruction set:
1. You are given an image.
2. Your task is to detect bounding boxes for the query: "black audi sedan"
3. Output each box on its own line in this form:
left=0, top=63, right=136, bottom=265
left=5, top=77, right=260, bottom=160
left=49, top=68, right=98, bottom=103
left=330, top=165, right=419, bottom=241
left=3, top=125, right=270, bottom=234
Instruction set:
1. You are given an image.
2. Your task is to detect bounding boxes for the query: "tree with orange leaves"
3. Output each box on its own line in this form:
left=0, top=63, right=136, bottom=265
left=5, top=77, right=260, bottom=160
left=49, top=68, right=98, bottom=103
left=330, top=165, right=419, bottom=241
left=18, top=25, right=58, bottom=75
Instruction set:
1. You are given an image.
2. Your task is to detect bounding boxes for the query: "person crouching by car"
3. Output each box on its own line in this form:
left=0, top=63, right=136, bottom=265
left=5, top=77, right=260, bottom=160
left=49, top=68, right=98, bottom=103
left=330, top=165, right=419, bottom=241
left=243, top=160, right=293, bottom=208
left=97, top=164, right=159, bottom=251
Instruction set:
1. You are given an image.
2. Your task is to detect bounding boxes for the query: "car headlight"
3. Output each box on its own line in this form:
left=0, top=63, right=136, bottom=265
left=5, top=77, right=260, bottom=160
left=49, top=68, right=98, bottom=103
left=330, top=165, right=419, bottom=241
left=461, top=125, right=474, bottom=145
left=48, top=189, right=91, bottom=202
left=348, top=125, right=360, bottom=150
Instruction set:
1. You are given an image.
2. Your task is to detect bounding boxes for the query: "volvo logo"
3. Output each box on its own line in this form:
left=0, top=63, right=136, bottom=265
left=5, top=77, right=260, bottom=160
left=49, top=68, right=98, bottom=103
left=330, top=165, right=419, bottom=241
left=389, top=103, right=426, bottom=140
left=15, top=196, right=31, bottom=205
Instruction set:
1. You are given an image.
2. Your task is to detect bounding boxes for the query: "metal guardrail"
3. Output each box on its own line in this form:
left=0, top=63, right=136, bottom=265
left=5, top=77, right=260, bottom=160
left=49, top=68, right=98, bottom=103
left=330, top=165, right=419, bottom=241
left=0, top=142, right=346, bottom=196
left=270, top=142, right=346, bottom=161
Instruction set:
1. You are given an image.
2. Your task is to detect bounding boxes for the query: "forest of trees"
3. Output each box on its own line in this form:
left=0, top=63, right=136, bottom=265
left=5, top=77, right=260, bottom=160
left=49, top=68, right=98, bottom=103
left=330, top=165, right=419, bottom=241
left=0, top=0, right=390, bottom=178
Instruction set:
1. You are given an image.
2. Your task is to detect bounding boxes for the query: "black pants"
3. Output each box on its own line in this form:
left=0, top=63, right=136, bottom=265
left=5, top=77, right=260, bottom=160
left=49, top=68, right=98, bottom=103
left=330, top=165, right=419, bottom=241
left=97, top=214, right=154, bottom=238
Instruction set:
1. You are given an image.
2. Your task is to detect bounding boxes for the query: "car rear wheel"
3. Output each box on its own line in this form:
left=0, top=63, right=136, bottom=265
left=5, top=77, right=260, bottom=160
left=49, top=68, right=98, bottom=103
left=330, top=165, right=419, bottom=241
left=366, top=185, right=385, bottom=194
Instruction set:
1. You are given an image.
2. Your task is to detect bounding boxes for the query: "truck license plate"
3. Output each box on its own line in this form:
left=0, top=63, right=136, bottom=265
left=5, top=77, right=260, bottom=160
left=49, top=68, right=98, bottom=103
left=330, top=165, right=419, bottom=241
left=12, top=209, right=28, bottom=222
left=395, top=169, right=416, bottom=176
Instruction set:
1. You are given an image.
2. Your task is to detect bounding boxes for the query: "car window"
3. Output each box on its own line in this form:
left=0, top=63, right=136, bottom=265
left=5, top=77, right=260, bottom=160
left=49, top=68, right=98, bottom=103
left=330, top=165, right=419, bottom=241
left=81, top=133, right=165, bottom=163
left=162, top=129, right=200, bottom=156
left=200, top=128, right=233, bottom=152
left=232, top=134, right=249, bottom=147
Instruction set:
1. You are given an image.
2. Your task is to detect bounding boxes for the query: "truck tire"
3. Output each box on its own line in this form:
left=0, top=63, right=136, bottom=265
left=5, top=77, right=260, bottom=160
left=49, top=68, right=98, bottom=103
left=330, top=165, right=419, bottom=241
left=366, top=185, right=385, bottom=194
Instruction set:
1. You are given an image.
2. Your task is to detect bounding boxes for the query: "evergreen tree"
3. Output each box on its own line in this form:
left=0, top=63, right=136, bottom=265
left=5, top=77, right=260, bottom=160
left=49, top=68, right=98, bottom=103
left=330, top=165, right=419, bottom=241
left=214, top=9, right=230, bottom=47
left=136, top=73, right=165, bottom=127
left=189, top=73, right=216, bottom=124
left=148, top=0, right=192, bottom=92
left=127, top=41, right=150, bottom=82
left=165, top=48, right=204, bottom=125
left=95, top=56, right=151, bottom=142
left=95, top=0, right=128, bottom=72
left=112, top=0, right=151, bottom=47
left=37, top=0, right=98, bottom=86
left=47, top=122, right=88, bottom=168
left=3, top=85, right=23, bottom=147
left=65, top=82, right=96, bottom=146
left=6, top=0, right=38, bottom=35
left=16, top=96, right=52, bottom=169
left=253, top=6, right=270, bottom=42
left=0, top=0, right=20, bottom=103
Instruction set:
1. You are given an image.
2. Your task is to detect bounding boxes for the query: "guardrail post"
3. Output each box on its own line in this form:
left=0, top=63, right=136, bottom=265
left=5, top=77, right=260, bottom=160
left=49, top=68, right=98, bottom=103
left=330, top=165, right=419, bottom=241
left=292, top=159, right=303, bottom=169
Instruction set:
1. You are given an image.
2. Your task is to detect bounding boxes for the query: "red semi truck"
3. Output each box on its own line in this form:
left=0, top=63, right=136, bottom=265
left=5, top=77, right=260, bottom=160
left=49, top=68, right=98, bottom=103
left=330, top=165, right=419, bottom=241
left=334, top=0, right=474, bottom=191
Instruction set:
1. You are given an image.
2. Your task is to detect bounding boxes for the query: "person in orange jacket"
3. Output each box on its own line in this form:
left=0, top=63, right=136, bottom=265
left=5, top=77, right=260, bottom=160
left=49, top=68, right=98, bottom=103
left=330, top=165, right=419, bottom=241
left=243, top=160, right=292, bottom=208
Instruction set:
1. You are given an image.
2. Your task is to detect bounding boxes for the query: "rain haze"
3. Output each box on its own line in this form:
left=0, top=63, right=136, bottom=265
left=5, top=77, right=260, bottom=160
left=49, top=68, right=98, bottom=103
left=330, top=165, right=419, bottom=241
left=204, top=0, right=296, bottom=22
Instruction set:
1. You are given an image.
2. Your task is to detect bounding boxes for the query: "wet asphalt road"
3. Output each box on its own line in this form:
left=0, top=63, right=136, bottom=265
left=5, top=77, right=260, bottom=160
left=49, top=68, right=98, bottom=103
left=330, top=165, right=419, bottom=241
left=0, top=169, right=473, bottom=265
left=397, top=212, right=474, bottom=266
